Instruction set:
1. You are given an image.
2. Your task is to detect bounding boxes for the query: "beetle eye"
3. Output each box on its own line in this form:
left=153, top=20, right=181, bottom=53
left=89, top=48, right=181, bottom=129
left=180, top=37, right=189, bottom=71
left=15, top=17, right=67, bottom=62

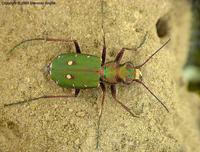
left=125, top=62, right=133, bottom=69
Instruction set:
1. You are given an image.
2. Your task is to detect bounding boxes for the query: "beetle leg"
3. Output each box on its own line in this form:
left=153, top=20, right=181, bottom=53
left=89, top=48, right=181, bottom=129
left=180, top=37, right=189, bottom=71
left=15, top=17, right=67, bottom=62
left=74, top=41, right=81, bottom=54
left=8, top=37, right=81, bottom=54
left=122, top=32, right=148, bottom=51
left=42, top=38, right=81, bottom=54
left=114, top=47, right=138, bottom=64
left=4, top=93, right=78, bottom=107
left=114, top=33, right=147, bottom=64
left=96, top=82, right=106, bottom=149
left=111, top=84, right=139, bottom=118
left=114, top=48, right=126, bottom=64
left=75, top=89, right=80, bottom=97
left=101, top=35, right=106, bottom=66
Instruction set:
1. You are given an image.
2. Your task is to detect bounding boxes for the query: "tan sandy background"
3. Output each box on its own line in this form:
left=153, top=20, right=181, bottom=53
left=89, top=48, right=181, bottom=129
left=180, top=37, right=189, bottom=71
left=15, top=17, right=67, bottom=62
left=0, top=0, right=200, bottom=152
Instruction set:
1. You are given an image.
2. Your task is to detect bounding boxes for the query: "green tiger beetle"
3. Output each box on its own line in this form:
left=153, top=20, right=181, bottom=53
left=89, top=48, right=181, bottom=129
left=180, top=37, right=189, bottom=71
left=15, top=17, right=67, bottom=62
left=4, top=36, right=170, bottom=148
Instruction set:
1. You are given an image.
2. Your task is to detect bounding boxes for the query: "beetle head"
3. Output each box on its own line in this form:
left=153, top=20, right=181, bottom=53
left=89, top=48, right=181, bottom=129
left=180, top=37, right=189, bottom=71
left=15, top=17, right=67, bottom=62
left=120, top=62, right=142, bottom=84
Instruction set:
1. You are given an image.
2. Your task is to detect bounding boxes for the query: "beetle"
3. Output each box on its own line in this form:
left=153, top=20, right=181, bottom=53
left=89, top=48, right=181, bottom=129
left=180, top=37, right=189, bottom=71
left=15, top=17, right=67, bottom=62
left=4, top=37, right=170, bottom=148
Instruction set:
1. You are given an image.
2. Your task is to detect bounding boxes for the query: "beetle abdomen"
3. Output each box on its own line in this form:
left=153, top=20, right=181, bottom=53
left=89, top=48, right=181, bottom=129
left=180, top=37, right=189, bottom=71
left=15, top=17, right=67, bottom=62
left=50, top=53, right=101, bottom=89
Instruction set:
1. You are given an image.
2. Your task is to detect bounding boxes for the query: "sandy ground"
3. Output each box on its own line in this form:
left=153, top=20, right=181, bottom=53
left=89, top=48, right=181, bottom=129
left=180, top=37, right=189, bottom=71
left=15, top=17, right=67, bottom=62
left=0, top=0, right=200, bottom=152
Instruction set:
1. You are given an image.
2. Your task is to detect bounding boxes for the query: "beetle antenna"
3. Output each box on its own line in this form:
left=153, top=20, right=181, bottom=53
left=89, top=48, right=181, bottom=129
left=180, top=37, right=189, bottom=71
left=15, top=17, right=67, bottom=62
left=134, top=80, right=169, bottom=112
left=135, top=39, right=170, bottom=68
left=4, top=95, right=75, bottom=107
left=7, top=38, right=45, bottom=54
left=7, top=37, right=77, bottom=54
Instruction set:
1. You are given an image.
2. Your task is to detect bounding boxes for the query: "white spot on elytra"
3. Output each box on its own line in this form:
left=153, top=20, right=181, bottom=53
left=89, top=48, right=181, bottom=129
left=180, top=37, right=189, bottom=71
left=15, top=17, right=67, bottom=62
left=68, top=61, right=73, bottom=65
left=73, top=84, right=75, bottom=87
left=66, top=74, right=72, bottom=79
left=84, top=85, right=87, bottom=88
left=56, top=81, right=59, bottom=84
left=58, top=56, right=61, bottom=59
left=87, top=56, right=90, bottom=58
left=75, top=54, right=78, bottom=57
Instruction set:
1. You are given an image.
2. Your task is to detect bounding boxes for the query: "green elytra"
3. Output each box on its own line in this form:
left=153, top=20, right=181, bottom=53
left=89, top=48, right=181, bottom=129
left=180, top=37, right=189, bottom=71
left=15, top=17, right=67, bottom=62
left=50, top=53, right=101, bottom=88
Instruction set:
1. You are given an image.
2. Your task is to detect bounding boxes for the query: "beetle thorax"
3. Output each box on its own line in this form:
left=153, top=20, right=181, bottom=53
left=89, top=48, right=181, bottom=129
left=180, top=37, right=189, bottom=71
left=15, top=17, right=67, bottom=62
left=100, top=62, right=142, bottom=84
left=100, top=62, right=118, bottom=84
